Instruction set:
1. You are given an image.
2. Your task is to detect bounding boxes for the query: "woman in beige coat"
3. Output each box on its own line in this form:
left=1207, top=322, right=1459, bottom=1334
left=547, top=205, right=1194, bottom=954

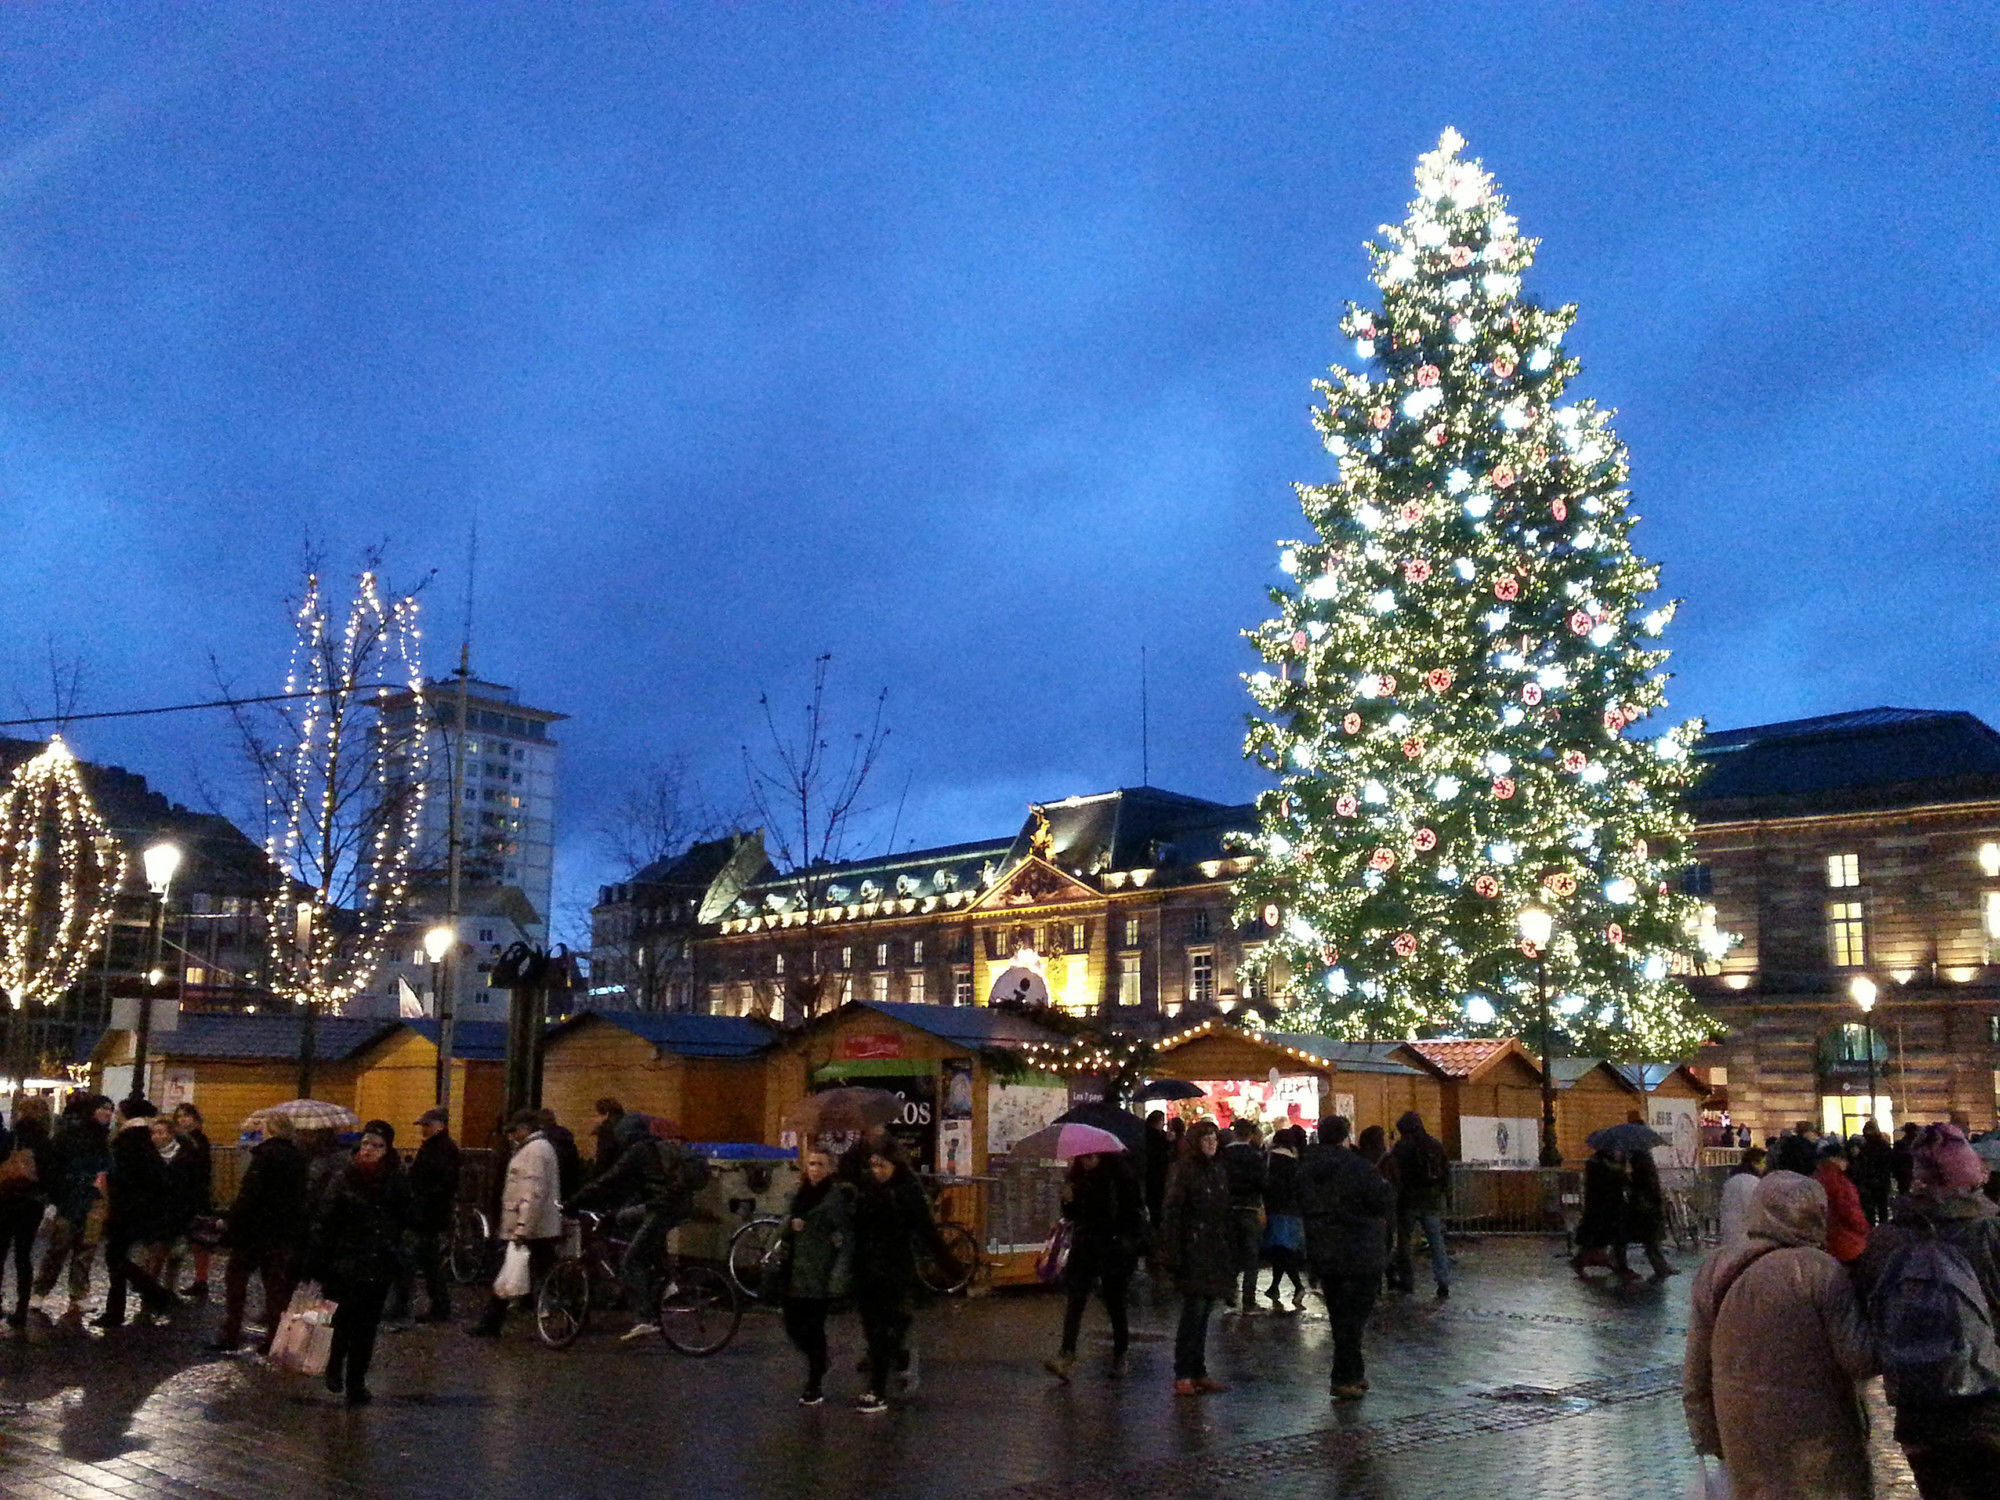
left=1683, top=1170, right=1876, bottom=1500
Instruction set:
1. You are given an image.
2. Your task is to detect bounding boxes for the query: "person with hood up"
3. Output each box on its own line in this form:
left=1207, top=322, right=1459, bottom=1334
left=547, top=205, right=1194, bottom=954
left=1683, top=1170, right=1875, bottom=1500
left=1857, top=1123, right=2000, bottom=1498
left=94, top=1099, right=180, bottom=1328
left=1717, top=1147, right=1766, bottom=1252
left=210, top=1112, right=308, bottom=1354
left=1388, top=1112, right=1451, bottom=1299
left=34, top=1094, right=114, bottom=1323
left=1158, top=1120, right=1235, bottom=1396
left=776, top=1147, right=854, bottom=1405
left=307, top=1124, right=411, bottom=1404
left=470, top=1110, right=563, bottom=1337
left=1299, top=1116, right=1397, bottom=1401
left=1815, top=1138, right=1870, bottom=1264
left=1043, top=1147, right=1146, bottom=1383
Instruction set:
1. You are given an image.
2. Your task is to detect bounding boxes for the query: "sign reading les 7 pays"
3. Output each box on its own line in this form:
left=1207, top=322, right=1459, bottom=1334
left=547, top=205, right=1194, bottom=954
left=837, top=1032, right=903, bottom=1061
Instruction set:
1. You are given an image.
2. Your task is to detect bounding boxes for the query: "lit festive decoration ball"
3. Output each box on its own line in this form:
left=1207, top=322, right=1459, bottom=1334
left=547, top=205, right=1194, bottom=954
left=1369, top=847, right=1397, bottom=872
left=1561, top=749, right=1587, bottom=773
left=1378, top=673, right=1399, bottom=695
left=1426, top=426, right=1447, bottom=447
left=1342, top=712, right=1362, bottom=734
left=1569, top=610, right=1594, bottom=635
left=1543, top=871, right=1578, bottom=897
left=1391, top=931, right=1419, bottom=958
left=1551, top=500, right=1568, bottom=521
left=1425, top=667, right=1454, bottom=692
left=1335, top=794, right=1359, bottom=817
left=1262, top=903, right=1281, bottom=927
left=1521, top=683, right=1543, bottom=706
left=1414, top=827, right=1438, bottom=852
left=1473, top=874, right=1501, bottom=897
left=1397, top=502, right=1423, bottom=525
left=1321, top=943, right=1340, bottom=966
left=1291, top=630, right=1309, bottom=652
left=1401, top=737, right=1423, bottom=759
left=1492, top=357, right=1517, bottom=379
left=1606, top=923, right=1625, bottom=945
left=1603, top=706, right=1628, bottom=730
left=1415, top=364, right=1441, bottom=388
left=1492, top=465, right=1517, bottom=489
left=1493, top=577, right=1520, bottom=601
left=1371, top=408, right=1392, bottom=429
left=1403, top=559, right=1432, bottom=583
left=1449, top=246, right=1472, bottom=268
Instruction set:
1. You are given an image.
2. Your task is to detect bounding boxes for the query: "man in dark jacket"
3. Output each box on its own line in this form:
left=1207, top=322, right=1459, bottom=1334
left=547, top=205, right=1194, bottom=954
left=568, top=1122, right=706, bottom=1339
left=395, top=1107, right=460, bottom=1323
left=1388, top=1111, right=1451, bottom=1299
left=1219, top=1119, right=1268, bottom=1313
left=210, top=1114, right=309, bottom=1353
left=590, top=1098, right=627, bottom=1179
left=1142, top=1111, right=1173, bottom=1231
left=95, top=1099, right=179, bottom=1328
left=1852, top=1119, right=1895, bottom=1225
left=540, top=1109, right=584, bottom=1203
left=33, top=1094, right=111, bottom=1321
left=1300, top=1116, right=1398, bottom=1399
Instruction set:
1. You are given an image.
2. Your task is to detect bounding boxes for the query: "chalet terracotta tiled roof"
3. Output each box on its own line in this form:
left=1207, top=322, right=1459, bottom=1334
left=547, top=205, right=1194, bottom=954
left=1401, top=1039, right=1516, bottom=1077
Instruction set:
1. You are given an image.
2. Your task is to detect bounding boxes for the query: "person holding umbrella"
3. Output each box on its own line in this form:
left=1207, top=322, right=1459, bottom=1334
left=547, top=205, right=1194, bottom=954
left=1009, top=1122, right=1144, bottom=1383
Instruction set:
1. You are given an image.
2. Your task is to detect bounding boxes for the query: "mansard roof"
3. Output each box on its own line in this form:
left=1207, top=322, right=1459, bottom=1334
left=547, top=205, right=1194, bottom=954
left=1689, top=708, right=2000, bottom=819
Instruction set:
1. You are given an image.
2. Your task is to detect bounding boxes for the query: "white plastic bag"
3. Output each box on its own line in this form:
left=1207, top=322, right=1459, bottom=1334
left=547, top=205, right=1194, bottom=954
left=1685, top=1456, right=1732, bottom=1500
left=493, top=1241, right=532, bottom=1299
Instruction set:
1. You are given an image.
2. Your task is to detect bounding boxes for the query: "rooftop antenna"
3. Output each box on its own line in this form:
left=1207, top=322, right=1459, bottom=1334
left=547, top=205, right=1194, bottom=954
left=436, top=513, right=477, bottom=1106
left=884, top=767, right=914, bottom=857
left=1140, top=646, right=1150, bottom=787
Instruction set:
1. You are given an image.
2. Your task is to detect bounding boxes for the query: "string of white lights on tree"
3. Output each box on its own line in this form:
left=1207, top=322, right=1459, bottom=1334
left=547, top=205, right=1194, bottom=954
left=0, top=738, right=128, bottom=1009
left=1234, top=130, right=1729, bottom=1058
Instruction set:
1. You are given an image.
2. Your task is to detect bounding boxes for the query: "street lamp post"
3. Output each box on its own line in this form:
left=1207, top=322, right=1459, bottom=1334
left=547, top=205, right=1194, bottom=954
left=1850, top=974, right=1879, bottom=1133
left=1518, top=906, right=1563, bottom=1167
left=425, top=923, right=456, bottom=1109
left=129, top=841, right=182, bottom=1104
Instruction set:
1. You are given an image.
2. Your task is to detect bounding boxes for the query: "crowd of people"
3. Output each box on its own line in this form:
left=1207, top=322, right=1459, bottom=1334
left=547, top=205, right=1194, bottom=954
left=1682, top=1115, right=2000, bottom=1500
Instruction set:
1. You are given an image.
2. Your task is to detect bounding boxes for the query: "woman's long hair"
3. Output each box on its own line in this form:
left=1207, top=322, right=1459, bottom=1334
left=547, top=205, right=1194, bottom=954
left=1177, top=1119, right=1220, bottom=1165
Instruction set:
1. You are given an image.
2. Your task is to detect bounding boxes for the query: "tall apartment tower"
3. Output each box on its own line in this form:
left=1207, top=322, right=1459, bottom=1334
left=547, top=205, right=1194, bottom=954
left=380, top=675, right=565, bottom=936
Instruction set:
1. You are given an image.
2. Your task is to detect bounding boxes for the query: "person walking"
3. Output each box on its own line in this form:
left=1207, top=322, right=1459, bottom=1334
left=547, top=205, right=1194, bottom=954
left=1573, top=1146, right=1635, bottom=1280
left=1158, top=1120, right=1235, bottom=1397
left=1044, top=1148, right=1145, bottom=1382
left=209, top=1112, right=309, bottom=1354
left=1260, top=1126, right=1307, bottom=1313
left=1142, top=1111, right=1173, bottom=1231
left=94, top=1099, right=179, bottom=1329
left=1717, top=1146, right=1767, bottom=1252
left=1893, top=1122, right=1922, bottom=1197
left=1858, top=1123, right=2000, bottom=1498
left=849, top=1138, right=949, bottom=1413
left=1625, top=1147, right=1675, bottom=1279
left=470, top=1111, right=563, bottom=1337
left=539, top=1108, right=585, bottom=1204
left=1357, top=1123, right=1398, bottom=1262
left=1299, top=1116, right=1397, bottom=1401
left=0, top=1098, right=55, bottom=1328
left=1218, top=1118, right=1268, bottom=1314
left=308, top=1125, right=411, bottom=1405
left=34, top=1094, right=114, bottom=1324
left=1853, top=1119, right=1895, bottom=1226
left=1388, top=1112, right=1450, bottom=1299
left=144, top=1115, right=198, bottom=1308
left=1815, top=1139, right=1870, bottom=1265
left=1683, top=1170, right=1875, bottom=1500
left=396, top=1107, right=459, bottom=1324
left=777, top=1147, right=853, bottom=1406
left=171, top=1105, right=215, bottom=1297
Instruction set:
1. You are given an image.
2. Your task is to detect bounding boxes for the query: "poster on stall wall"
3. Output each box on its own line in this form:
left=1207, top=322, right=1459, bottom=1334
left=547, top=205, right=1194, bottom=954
left=1460, top=1116, right=1541, bottom=1167
left=986, top=1078, right=1070, bottom=1155
left=1187, top=1076, right=1322, bottom=1133
left=160, top=1070, right=196, bottom=1111
left=941, top=1060, right=974, bottom=1121
left=938, top=1119, right=975, bottom=1178
left=1651, top=1102, right=1699, bottom=1169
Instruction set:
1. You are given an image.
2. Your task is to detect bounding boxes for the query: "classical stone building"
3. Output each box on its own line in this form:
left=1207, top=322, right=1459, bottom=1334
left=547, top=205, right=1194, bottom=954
left=1684, top=708, right=2000, bottom=1136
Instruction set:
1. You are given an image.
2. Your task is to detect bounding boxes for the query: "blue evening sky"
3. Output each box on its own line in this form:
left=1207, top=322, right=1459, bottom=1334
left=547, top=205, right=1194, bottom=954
left=2, top=6, right=1996, bottom=935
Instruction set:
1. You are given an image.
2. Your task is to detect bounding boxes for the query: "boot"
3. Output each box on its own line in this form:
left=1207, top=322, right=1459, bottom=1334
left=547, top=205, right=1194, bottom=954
left=1043, top=1351, right=1075, bottom=1383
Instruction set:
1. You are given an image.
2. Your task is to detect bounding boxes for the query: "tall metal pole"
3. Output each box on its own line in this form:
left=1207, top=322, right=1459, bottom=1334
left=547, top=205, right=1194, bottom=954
left=438, top=643, right=472, bottom=1104
left=1865, top=1021, right=1878, bottom=1135
left=1537, top=951, right=1561, bottom=1167
left=128, top=887, right=168, bottom=1104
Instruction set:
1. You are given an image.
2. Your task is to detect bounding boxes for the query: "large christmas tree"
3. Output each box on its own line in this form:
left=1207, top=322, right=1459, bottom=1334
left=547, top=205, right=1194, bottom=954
left=1237, top=130, right=1723, bottom=1059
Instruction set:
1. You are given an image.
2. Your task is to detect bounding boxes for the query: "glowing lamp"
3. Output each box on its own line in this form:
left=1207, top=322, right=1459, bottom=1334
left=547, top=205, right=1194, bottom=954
left=1517, top=906, right=1554, bottom=950
left=1980, top=842, right=2000, bottom=877
left=1848, top=975, right=1878, bottom=1014
left=423, top=925, right=456, bottom=963
left=142, top=841, right=182, bottom=897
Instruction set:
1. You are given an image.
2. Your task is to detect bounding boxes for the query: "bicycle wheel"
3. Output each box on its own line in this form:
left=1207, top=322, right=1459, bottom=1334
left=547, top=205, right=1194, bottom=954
left=915, top=1223, right=978, bottom=1296
left=656, top=1264, right=741, bottom=1356
left=727, top=1217, right=787, bottom=1303
left=535, top=1257, right=592, bottom=1349
left=448, top=1204, right=492, bottom=1285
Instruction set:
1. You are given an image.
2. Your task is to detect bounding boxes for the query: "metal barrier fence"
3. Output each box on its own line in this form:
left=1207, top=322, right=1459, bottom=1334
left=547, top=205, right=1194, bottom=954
left=984, top=1157, right=1067, bottom=1255
left=1443, top=1166, right=1581, bottom=1235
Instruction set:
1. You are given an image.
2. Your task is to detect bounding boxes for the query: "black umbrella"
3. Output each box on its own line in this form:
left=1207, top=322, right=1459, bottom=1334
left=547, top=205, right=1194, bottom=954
left=1134, top=1078, right=1205, bottom=1103
left=1586, top=1121, right=1666, bottom=1153
left=1052, top=1101, right=1147, bottom=1152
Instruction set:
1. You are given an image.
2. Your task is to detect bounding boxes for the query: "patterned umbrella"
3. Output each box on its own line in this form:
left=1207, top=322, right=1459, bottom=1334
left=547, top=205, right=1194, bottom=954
left=783, top=1087, right=904, bottom=1138
left=1006, top=1122, right=1130, bottom=1161
left=241, top=1098, right=361, bottom=1137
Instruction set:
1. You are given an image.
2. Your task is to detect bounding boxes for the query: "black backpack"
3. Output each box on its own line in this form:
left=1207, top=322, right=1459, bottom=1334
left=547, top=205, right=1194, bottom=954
left=1872, top=1225, right=2000, bottom=1407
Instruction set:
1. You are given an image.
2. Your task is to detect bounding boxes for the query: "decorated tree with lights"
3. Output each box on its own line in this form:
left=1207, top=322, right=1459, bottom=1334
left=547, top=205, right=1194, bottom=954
left=235, top=555, right=429, bottom=1094
left=0, top=739, right=127, bottom=1011
left=1236, top=130, right=1722, bottom=1059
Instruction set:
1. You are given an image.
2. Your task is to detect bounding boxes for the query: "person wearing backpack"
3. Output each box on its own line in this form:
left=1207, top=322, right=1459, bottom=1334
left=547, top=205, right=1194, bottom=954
left=566, top=1119, right=709, bottom=1342
left=1858, top=1123, right=2000, bottom=1499
left=1388, top=1112, right=1451, bottom=1299
left=1683, top=1170, right=1876, bottom=1500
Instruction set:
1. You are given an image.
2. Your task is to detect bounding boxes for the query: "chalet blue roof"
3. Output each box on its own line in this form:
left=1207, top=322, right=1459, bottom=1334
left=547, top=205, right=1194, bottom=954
left=577, top=1010, right=777, bottom=1059
left=404, top=1019, right=511, bottom=1062
left=1690, top=708, right=2000, bottom=814
left=94, top=1013, right=399, bottom=1063
left=849, top=1000, right=1068, bottom=1049
left=1260, top=1035, right=1423, bottom=1076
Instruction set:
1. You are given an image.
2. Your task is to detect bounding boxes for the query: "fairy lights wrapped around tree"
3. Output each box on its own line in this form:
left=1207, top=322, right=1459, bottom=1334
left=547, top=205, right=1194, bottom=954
left=0, top=738, right=127, bottom=1009
left=1234, top=130, right=1724, bottom=1058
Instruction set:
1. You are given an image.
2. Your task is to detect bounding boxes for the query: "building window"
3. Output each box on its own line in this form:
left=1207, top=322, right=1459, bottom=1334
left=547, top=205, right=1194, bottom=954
left=1070, top=921, right=1086, bottom=953
left=875, top=942, right=889, bottom=968
left=908, top=972, right=925, bottom=1005
left=1190, top=952, right=1215, bottom=1005
left=841, top=946, right=853, bottom=970
left=774, top=952, right=786, bottom=976
left=842, top=975, right=855, bottom=1003
left=1123, top=917, right=1140, bottom=949
left=1191, top=909, right=1211, bottom=942
left=1826, top=853, right=1860, bottom=889
left=1118, top=964, right=1141, bottom=1007
left=912, top=939, right=925, bottom=964
left=1682, top=863, right=1714, bottom=897
left=738, top=982, right=755, bottom=1015
left=870, top=973, right=889, bottom=1004
left=953, top=972, right=973, bottom=1006
left=184, top=966, right=206, bottom=987
left=1984, top=893, right=2000, bottom=957
left=1828, top=902, right=1867, bottom=967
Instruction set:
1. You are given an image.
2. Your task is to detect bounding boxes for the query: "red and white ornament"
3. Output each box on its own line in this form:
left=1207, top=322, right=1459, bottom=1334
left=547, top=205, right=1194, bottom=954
left=1415, top=364, right=1441, bottom=388
left=1473, top=874, right=1501, bottom=898
left=1391, top=931, right=1419, bottom=958
left=1492, top=357, right=1516, bottom=379
left=1492, top=777, right=1516, bottom=800
left=1560, top=749, right=1587, bottom=774
left=1492, top=464, right=1517, bottom=489
left=1342, top=712, right=1363, bottom=734
left=1369, top=847, right=1397, bottom=872
left=1426, top=667, right=1454, bottom=693
left=1291, top=630, right=1309, bottom=652
left=1493, top=577, right=1520, bottom=602
left=1335, top=794, right=1359, bottom=818
left=1568, top=610, right=1594, bottom=635
left=1414, top=827, right=1438, bottom=852
left=1521, top=682, right=1544, bottom=706
left=1551, top=500, right=1568, bottom=522
left=1371, top=407, right=1392, bottom=430
left=1402, top=737, right=1424, bottom=759
left=1403, top=558, right=1433, bottom=583
left=1449, top=246, right=1472, bottom=268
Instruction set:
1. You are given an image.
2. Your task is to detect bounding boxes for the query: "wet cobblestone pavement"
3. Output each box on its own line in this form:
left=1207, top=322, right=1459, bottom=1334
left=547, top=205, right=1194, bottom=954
left=0, top=1241, right=1919, bottom=1499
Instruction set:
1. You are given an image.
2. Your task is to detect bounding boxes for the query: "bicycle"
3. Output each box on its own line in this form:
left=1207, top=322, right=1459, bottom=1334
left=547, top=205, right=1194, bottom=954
left=448, top=1202, right=498, bottom=1285
left=535, top=1211, right=742, bottom=1356
left=915, top=1176, right=984, bottom=1296
left=1662, top=1187, right=1704, bottom=1253
left=726, top=1215, right=787, bottom=1304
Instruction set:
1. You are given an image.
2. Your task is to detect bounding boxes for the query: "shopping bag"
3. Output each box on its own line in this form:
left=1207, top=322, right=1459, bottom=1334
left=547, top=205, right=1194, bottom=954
left=493, top=1241, right=532, bottom=1299
left=1034, top=1221, right=1074, bottom=1284
left=269, top=1282, right=338, bottom=1376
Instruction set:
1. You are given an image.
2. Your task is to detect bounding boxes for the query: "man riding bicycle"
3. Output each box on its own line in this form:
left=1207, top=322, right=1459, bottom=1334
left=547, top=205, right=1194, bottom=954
left=565, top=1119, right=709, bottom=1341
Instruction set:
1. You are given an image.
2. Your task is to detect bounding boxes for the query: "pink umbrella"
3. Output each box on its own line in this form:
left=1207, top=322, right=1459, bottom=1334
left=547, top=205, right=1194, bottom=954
left=1007, top=1122, right=1130, bottom=1161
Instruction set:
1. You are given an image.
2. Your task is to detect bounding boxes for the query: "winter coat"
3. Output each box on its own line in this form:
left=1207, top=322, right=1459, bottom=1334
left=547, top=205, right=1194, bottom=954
left=1219, top=1139, right=1267, bottom=1210
left=571, top=1135, right=701, bottom=1219
left=407, top=1132, right=462, bottom=1235
left=105, top=1121, right=169, bottom=1242
left=1717, top=1170, right=1760, bottom=1253
left=1061, top=1157, right=1147, bottom=1284
left=1683, top=1171, right=1876, bottom=1500
left=225, top=1134, right=309, bottom=1251
left=1390, top=1115, right=1449, bottom=1214
left=177, top=1128, right=213, bottom=1213
left=779, top=1177, right=855, bottom=1302
left=47, top=1111, right=111, bottom=1225
left=498, top=1133, right=563, bottom=1241
left=543, top=1124, right=584, bottom=1203
left=0, top=1115, right=55, bottom=1214
left=1892, top=1135, right=1918, bottom=1196
left=1143, top=1124, right=1173, bottom=1216
left=851, top=1168, right=944, bottom=1304
left=591, top=1116, right=627, bottom=1177
left=309, top=1159, right=412, bottom=1291
left=1298, top=1143, right=1399, bottom=1276
left=1158, top=1153, right=1237, bottom=1298
left=1852, top=1134, right=1895, bottom=1200
left=1624, top=1149, right=1665, bottom=1244
left=155, top=1140, right=198, bottom=1242
left=1262, top=1149, right=1302, bottom=1218
left=1575, top=1151, right=1630, bottom=1251
left=1815, top=1162, right=1869, bottom=1262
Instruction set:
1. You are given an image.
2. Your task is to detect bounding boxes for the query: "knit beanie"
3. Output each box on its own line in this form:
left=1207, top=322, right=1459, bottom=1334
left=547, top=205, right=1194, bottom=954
left=1913, top=1124, right=1988, bottom=1196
